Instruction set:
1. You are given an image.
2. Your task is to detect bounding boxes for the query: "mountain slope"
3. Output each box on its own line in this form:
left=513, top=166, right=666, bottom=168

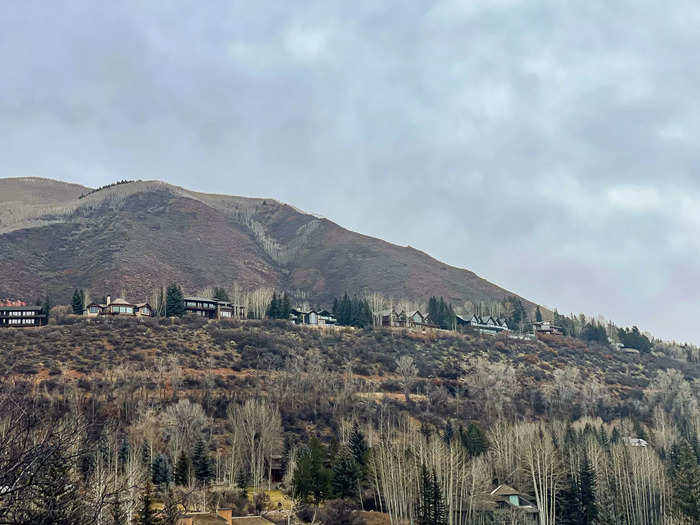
left=0, top=177, right=536, bottom=310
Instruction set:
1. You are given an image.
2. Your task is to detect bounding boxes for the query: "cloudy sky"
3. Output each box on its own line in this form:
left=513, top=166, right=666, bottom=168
left=2, top=1, right=699, bottom=342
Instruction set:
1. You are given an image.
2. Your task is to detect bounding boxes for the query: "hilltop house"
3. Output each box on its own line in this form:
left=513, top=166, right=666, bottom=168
left=456, top=314, right=509, bottom=335
left=84, top=296, right=153, bottom=317
left=531, top=321, right=563, bottom=336
left=289, top=308, right=337, bottom=326
left=184, top=297, right=245, bottom=319
left=0, top=303, right=46, bottom=327
left=380, top=309, right=437, bottom=329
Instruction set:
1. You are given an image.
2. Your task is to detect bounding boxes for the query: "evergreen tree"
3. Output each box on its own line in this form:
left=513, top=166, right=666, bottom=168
left=213, top=287, right=229, bottom=302
left=236, top=468, right=250, bottom=497
left=151, top=454, right=171, bottom=485
left=443, top=421, right=454, bottom=445
left=192, top=438, right=213, bottom=484
left=292, top=436, right=331, bottom=505
left=141, top=441, right=152, bottom=468
left=557, top=473, right=582, bottom=525
left=139, top=480, right=160, bottom=525
left=579, top=455, right=598, bottom=524
left=174, top=450, right=189, bottom=486
left=416, top=465, right=447, bottom=525
left=267, top=292, right=279, bottom=319
left=71, top=288, right=84, bottom=314
left=535, top=305, right=543, bottom=322
left=118, top=439, right=130, bottom=473
left=281, top=292, right=291, bottom=319
left=349, top=423, right=369, bottom=470
left=668, top=441, right=700, bottom=522
left=331, top=446, right=361, bottom=499
left=165, top=284, right=184, bottom=317
left=461, top=423, right=489, bottom=457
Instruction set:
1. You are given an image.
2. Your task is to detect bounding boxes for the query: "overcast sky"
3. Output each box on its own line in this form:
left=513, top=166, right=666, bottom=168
left=2, top=1, right=699, bottom=343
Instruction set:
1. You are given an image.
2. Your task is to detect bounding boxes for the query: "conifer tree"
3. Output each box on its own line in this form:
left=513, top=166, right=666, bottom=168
left=151, top=454, right=171, bottom=485
left=281, top=292, right=291, bottom=319
left=174, top=450, right=189, bottom=486
left=349, top=423, right=369, bottom=471
left=71, top=288, right=84, bottom=314
left=292, top=436, right=331, bottom=505
left=213, top=287, right=229, bottom=302
left=536, top=305, right=543, bottom=322
left=192, top=438, right=213, bottom=484
left=461, top=423, right=489, bottom=457
left=331, top=446, right=361, bottom=499
left=579, top=455, right=598, bottom=524
left=669, top=440, right=700, bottom=522
left=266, top=292, right=279, bottom=319
left=165, top=284, right=184, bottom=317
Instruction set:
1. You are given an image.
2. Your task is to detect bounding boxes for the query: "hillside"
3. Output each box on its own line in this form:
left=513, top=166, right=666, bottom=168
left=3, top=317, right=696, bottom=430
left=0, top=177, right=537, bottom=311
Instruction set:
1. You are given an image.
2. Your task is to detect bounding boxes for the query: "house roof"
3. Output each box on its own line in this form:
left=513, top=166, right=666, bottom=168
left=0, top=305, right=43, bottom=312
left=490, top=484, right=520, bottom=497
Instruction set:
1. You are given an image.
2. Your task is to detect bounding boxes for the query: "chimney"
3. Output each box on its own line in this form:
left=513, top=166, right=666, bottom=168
left=106, top=296, right=111, bottom=305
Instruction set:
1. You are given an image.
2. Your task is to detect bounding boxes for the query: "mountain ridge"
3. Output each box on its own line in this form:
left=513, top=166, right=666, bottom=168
left=0, top=177, right=540, bottom=313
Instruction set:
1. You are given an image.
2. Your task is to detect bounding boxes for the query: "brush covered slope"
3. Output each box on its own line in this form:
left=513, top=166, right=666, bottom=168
left=0, top=177, right=535, bottom=310
left=2, top=317, right=697, bottom=432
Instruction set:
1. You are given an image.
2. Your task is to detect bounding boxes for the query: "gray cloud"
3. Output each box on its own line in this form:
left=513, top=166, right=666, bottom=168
left=2, top=0, right=699, bottom=342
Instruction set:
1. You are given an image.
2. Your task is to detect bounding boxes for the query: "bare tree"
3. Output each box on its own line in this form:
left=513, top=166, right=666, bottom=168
left=395, top=355, right=418, bottom=402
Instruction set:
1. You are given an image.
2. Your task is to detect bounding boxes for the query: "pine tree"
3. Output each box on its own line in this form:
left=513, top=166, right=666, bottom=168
left=461, top=423, right=489, bottom=457
left=165, top=283, right=184, bottom=317
left=118, top=439, right=130, bottom=473
left=557, top=473, right=582, bottom=525
left=331, top=446, right=361, bottom=499
left=151, top=454, right=171, bottom=485
left=192, top=438, right=213, bottom=484
left=416, top=465, right=447, bottom=525
left=349, top=423, right=369, bottom=470
left=71, top=288, right=84, bottom=314
left=536, top=306, right=543, bottom=322
left=292, top=436, right=331, bottom=505
left=443, top=421, right=454, bottom=445
left=236, top=468, right=250, bottom=497
left=669, top=440, right=700, bottom=521
left=281, top=292, right=291, bottom=319
left=430, top=470, right=447, bottom=525
left=213, top=287, right=229, bottom=302
left=579, top=455, right=598, bottom=524
left=141, top=441, right=151, bottom=468
left=267, top=292, right=279, bottom=319
left=174, top=450, right=189, bottom=486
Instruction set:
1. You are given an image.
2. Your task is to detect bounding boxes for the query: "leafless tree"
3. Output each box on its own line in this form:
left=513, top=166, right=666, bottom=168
left=395, top=355, right=418, bottom=402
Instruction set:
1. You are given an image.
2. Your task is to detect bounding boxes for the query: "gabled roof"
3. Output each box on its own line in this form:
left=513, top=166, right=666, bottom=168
left=490, top=484, right=520, bottom=497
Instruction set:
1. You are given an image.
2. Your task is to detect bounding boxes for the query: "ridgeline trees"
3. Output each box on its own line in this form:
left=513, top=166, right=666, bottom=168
left=618, top=326, right=653, bottom=353
left=267, top=292, right=291, bottom=320
left=426, top=296, right=455, bottom=330
left=332, top=293, right=372, bottom=328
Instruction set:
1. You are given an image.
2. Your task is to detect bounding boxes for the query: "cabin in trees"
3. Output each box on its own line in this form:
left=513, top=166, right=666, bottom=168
left=0, top=303, right=46, bottom=327
left=531, top=320, right=563, bottom=335
left=456, top=314, right=509, bottom=335
left=289, top=308, right=337, bottom=326
left=84, top=296, right=153, bottom=317
left=184, top=297, right=245, bottom=319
